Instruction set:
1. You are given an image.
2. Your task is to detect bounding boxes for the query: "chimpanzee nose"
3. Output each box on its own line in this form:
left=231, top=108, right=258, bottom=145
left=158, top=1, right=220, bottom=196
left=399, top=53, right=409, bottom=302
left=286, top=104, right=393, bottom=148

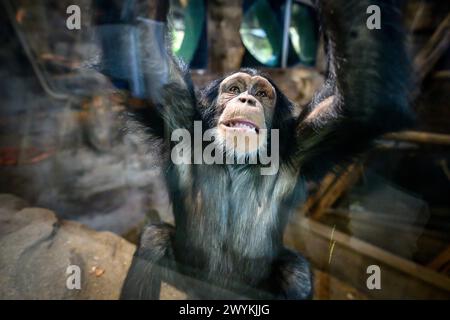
left=239, top=95, right=257, bottom=106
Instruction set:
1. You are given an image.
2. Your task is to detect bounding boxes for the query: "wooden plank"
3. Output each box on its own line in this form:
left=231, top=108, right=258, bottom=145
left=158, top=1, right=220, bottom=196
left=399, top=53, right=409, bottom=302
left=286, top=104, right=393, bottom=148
left=301, top=172, right=337, bottom=215
left=324, top=208, right=450, bottom=242
left=433, top=70, right=450, bottom=79
left=285, top=216, right=450, bottom=299
left=313, top=269, right=368, bottom=300
left=320, top=210, right=449, bottom=265
left=414, top=13, right=450, bottom=82
left=383, top=131, right=450, bottom=145
left=308, top=164, right=362, bottom=220
left=428, top=246, right=450, bottom=273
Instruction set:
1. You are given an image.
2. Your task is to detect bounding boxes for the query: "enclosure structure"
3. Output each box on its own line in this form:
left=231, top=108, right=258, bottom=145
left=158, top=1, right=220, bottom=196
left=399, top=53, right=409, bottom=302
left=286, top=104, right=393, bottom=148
left=0, top=0, right=449, bottom=300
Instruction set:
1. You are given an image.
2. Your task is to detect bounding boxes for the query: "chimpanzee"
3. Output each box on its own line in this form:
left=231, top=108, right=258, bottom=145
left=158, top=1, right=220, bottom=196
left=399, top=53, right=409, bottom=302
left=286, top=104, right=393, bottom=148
left=94, top=0, right=412, bottom=299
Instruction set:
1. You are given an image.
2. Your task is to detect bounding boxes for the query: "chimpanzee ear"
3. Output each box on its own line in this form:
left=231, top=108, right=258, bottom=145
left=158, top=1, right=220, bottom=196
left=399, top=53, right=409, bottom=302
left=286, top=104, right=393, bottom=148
left=304, top=95, right=337, bottom=126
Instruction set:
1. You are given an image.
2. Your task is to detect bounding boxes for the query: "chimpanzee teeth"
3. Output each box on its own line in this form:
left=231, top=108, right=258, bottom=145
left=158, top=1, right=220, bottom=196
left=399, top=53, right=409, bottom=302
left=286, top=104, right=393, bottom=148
left=228, top=122, right=256, bottom=131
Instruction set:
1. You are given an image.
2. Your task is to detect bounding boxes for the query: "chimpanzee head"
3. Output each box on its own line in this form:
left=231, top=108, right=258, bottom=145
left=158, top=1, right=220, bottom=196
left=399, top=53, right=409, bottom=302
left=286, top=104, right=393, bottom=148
left=200, top=68, right=295, bottom=157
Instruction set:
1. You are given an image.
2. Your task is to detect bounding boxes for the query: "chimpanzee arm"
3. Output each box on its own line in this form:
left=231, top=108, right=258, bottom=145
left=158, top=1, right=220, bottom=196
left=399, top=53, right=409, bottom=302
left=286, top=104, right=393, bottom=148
left=120, top=223, right=175, bottom=300
left=296, top=0, right=413, bottom=178
left=92, top=1, right=199, bottom=139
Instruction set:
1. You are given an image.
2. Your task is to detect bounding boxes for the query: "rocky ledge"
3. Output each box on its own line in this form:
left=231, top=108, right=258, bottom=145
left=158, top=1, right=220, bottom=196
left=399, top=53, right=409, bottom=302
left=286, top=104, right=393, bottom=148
left=0, top=194, right=185, bottom=299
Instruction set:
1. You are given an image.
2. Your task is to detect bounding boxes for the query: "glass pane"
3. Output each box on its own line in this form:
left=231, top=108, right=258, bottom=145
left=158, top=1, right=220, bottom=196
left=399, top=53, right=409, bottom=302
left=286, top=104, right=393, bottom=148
left=289, top=3, right=317, bottom=66
left=169, top=0, right=205, bottom=64
left=240, top=0, right=282, bottom=67
left=169, top=0, right=187, bottom=53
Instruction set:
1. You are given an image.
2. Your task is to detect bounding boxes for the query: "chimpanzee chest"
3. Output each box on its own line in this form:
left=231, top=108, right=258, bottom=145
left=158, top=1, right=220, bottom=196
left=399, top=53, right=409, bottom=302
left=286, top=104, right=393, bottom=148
left=174, top=165, right=302, bottom=260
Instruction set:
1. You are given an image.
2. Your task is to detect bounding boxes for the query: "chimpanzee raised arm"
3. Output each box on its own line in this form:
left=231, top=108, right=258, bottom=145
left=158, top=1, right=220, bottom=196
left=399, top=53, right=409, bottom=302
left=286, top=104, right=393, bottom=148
left=92, top=0, right=199, bottom=139
left=296, top=0, right=413, bottom=179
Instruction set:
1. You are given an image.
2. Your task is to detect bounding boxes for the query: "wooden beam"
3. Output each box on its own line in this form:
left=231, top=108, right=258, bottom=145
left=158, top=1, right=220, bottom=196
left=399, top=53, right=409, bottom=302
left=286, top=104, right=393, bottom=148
left=301, top=172, right=338, bottom=215
left=428, top=245, right=450, bottom=274
left=313, top=269, right=368, bottom=300
left=322, top=209, right=449, bottom=265
left=433, top=70, right=450, bottom=79
left=414, top=12, right=450, bottom=82
left=383, top=131, right=450, bottom=145
left=285, top=216, right=450, bottom=299
left=308, top=164, right=362, bottom=220
left=325, top=208, right=450, bottom=242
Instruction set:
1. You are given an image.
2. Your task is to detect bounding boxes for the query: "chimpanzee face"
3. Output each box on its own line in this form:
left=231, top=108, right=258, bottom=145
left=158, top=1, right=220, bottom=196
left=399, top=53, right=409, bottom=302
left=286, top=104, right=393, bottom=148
left=215, top=72, right=277, bottom=155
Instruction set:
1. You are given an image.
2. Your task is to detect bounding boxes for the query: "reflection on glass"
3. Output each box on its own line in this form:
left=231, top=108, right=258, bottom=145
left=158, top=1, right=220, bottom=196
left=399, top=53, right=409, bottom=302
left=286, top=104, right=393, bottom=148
left=169, top=0, right=187, bottom=53
left=240, top=0, right=317, bottom=67
left=168, top=0, right=205, bottom=64
left=240, top=0, right=282, bottom=67
left=289, top=3, right=317, bottom=66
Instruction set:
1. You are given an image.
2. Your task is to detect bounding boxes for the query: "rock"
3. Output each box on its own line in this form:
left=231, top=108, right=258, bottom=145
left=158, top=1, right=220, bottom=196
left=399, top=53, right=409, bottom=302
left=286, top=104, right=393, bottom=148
left=0, top=194, right=28, bottom=212
left=0, top=194, right=135, bottom=299
left=0, top=193, right=187, bottom=300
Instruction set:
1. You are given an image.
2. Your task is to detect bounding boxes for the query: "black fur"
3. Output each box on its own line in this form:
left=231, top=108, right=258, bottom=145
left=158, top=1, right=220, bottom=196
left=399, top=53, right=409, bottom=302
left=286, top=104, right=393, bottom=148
left=117, top=0, right=412, bottom=299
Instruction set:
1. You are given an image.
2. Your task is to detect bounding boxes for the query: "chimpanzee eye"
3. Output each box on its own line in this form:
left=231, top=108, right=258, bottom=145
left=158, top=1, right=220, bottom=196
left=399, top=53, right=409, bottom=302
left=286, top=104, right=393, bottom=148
left=229, top=86, right=240, bottom=94
left=256, top=91, right=267, bottom=98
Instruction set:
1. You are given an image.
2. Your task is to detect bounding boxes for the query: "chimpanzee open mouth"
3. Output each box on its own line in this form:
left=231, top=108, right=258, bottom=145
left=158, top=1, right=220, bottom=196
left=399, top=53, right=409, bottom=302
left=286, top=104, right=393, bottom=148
left=220, top=119, right=260, bottom=134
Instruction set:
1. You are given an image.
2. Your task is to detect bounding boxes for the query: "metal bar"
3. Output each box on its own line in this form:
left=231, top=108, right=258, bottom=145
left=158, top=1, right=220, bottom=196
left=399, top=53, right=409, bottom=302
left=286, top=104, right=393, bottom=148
left=281, top=0, right=292, bottom=68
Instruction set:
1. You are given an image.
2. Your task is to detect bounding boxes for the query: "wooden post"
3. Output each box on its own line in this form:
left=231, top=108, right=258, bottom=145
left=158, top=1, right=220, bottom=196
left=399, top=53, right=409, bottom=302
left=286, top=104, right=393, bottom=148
left=207, top=0, right=245, bottom=74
